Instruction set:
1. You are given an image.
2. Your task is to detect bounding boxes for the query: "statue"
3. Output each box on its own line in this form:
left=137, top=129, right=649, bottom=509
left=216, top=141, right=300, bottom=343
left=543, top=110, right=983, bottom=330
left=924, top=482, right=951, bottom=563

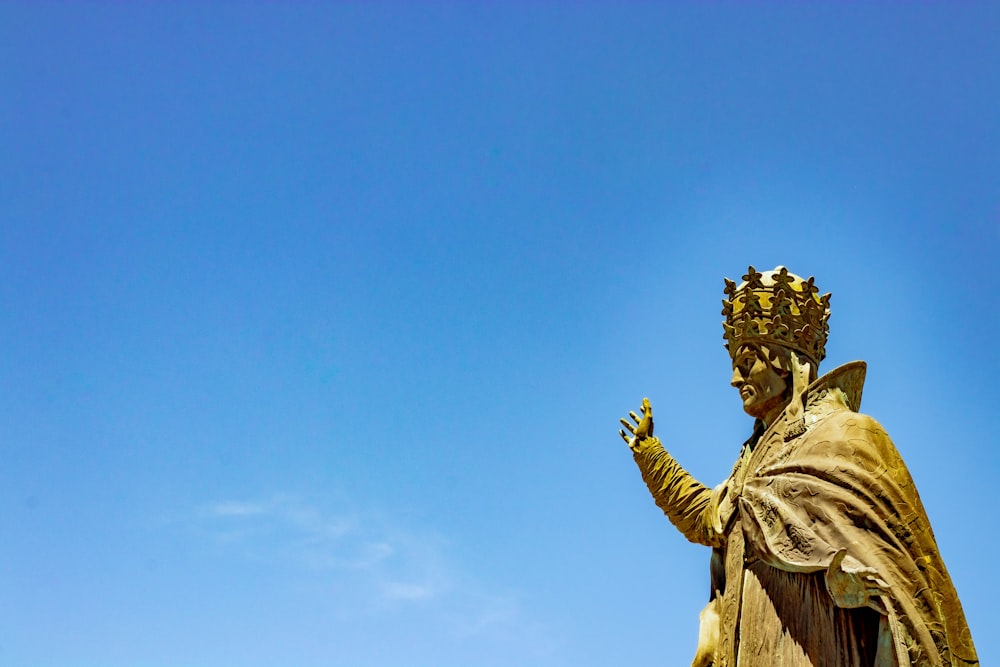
left=618, top=266, right=978, bottom=667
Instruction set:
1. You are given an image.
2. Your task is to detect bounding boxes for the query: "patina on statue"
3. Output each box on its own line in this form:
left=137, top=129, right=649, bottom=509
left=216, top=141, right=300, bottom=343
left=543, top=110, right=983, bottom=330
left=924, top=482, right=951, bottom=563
left=618, top=266, right=978, bottom=667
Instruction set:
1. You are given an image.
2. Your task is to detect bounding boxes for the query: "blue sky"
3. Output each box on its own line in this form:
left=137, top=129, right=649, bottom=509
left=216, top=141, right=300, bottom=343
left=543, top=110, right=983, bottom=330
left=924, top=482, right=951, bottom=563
left=1, top=3, right=997, bottom=666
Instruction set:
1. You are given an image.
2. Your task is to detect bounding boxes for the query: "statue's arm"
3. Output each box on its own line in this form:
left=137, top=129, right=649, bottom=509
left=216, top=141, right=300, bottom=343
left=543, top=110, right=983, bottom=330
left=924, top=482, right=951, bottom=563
left=631, top=436, right=722, bottom=548
left=619, top=399, right=722, bottom=548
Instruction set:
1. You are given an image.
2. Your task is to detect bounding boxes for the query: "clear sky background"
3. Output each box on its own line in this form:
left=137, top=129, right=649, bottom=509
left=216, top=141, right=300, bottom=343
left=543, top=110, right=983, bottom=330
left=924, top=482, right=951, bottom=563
left=1, top=3, right=998, bottom=666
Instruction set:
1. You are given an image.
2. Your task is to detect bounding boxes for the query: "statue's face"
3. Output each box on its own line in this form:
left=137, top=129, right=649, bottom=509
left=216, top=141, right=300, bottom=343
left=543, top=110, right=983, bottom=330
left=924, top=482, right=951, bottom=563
left=730, top=344, right=790, bottom=424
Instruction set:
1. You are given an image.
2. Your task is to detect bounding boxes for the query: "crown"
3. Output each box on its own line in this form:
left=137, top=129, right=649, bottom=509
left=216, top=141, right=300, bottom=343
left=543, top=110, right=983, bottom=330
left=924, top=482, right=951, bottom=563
left=722, top=265, right=831, bottom=364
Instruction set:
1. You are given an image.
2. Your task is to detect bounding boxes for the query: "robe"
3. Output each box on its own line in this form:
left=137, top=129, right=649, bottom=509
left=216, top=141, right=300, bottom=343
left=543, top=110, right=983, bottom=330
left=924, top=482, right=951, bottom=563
left=632, top=362, right=978, bottom=666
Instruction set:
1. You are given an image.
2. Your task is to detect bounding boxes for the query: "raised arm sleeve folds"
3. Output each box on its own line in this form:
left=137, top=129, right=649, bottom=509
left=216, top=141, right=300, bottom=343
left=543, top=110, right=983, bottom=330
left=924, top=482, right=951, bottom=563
left=633, top=437, right=721, bottom=548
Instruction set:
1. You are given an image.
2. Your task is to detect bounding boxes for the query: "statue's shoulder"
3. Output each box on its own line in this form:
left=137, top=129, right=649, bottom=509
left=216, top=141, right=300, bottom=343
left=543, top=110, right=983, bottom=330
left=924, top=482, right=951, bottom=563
left=825, top=409, right=889, bottom=440
left=801, top=362, right=900, bottom=452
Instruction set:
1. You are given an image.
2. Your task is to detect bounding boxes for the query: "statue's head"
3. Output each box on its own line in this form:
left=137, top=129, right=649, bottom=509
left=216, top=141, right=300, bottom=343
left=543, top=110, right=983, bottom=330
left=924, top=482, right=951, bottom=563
left=722, top=266, right=831, bottom=422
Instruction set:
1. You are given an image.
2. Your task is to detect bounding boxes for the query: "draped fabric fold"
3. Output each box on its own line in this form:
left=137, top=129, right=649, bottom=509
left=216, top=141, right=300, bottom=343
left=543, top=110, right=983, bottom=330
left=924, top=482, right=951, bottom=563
left=632, top=363, right=978, bottom=666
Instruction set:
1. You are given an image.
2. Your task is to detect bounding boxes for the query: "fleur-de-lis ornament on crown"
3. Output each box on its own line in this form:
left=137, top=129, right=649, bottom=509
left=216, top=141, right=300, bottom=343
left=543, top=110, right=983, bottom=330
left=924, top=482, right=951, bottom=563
left=722, top=265, right=831, bottom=364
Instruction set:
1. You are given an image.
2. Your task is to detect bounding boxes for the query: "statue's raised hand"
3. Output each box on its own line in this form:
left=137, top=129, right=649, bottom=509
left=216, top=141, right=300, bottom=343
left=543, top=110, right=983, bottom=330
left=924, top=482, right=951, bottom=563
left=619, top=397, right=654, bottom=453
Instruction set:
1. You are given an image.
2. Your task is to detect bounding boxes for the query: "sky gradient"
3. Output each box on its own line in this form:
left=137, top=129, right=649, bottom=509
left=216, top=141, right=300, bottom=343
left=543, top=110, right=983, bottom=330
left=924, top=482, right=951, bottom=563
left=2, top=3, right=998, bottom=666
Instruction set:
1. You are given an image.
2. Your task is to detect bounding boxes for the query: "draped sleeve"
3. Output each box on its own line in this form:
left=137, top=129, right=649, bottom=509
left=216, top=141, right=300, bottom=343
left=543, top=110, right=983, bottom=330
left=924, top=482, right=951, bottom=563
left=632, top=436, right=724, bottom=548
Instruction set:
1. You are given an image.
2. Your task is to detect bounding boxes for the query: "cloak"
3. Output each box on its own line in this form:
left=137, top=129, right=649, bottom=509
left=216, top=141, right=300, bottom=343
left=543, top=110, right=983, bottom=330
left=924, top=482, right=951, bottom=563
left=632, top=362, right=978, bottom=666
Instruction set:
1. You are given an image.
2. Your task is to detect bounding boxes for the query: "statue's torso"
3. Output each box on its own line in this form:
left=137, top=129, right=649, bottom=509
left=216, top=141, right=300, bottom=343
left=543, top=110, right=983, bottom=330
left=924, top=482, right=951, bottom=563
left=713, top=401, right=883, bottom=667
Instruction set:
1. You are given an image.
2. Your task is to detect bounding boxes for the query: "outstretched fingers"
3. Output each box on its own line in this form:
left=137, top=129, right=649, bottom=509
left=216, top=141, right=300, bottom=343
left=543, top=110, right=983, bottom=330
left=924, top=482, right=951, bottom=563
left=619, top=399, right=654, bottom=447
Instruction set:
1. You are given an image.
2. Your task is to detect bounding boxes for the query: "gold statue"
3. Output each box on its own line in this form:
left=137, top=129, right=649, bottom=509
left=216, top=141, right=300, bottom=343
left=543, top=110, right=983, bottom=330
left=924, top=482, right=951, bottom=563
left=619, top=266, right=978, bottom=667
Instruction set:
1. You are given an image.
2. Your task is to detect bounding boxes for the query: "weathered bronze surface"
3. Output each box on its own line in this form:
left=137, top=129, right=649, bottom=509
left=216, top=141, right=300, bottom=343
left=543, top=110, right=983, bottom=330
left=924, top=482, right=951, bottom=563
left=618, top=266, right=978, bottom=667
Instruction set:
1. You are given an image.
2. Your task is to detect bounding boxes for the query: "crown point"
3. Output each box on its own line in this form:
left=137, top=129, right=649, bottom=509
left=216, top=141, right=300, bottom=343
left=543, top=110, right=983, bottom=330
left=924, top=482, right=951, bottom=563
left=743, top=266, right=764, bottom=287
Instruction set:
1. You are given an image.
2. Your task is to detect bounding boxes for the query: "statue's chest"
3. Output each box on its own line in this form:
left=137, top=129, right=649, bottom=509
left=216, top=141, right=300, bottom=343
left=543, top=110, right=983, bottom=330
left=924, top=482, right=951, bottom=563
left=718, top=427, right=788, bottom=531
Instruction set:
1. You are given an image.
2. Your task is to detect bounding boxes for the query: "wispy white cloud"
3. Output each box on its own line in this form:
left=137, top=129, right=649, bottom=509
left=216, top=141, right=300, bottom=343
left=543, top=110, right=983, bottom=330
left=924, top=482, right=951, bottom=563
left=203, top=495, right=355, bottom=541
left=208, top=500, right=268, bottom=517
left=180, top=492, right=560, bottom=661
left=379, top=580, right=436, bottom=601
left=192, top=494, right=441, bottom=603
